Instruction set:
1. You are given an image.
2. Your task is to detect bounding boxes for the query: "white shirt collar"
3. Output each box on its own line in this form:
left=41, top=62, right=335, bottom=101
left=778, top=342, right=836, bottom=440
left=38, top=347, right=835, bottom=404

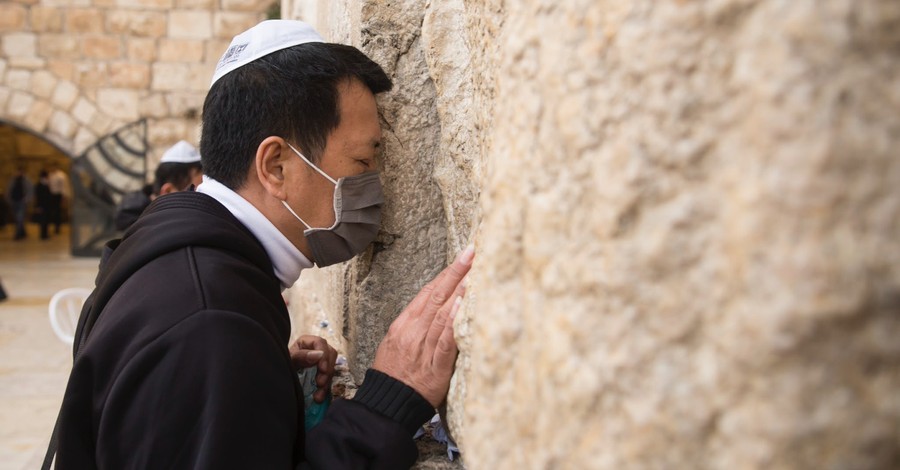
left=197, top=176, right=312, bottom=290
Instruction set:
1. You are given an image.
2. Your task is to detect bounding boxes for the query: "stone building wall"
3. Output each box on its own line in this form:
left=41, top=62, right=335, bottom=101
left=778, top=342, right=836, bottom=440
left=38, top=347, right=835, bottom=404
left=291, top=0, right=900, bottom=468
left=0, top=0, right=271, bottom=163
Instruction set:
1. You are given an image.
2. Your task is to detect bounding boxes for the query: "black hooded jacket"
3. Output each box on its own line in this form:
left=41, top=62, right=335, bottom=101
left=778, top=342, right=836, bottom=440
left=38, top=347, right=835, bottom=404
left=56, top=191, right=434, bottom=469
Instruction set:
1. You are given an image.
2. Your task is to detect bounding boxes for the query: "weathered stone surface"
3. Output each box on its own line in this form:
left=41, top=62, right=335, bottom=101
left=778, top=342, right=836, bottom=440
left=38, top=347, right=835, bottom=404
left=115, top=0, right=172, bottom=10
left=23, top=99, right=53, bottom=131
left=291, top=1, right=900, bottom=468
left=0, top=4, right=28, bottom=31
left=108, top=62, right=151, bottom=88
left=168, top=10, right=212, bottom=39
left=126, top=37, right=158, bottom=62
left=212, top=11, right=261, bottom=40
left=150, top=62, right=211, bottom=92
left=221, top=0, right=271, bottom=12
left=163, top=91, right=203, bottom=118
left=30, top=6, right=64, bottom=32
left=6, top=91, right=34, bottom=119
left=47, top=110, right=78, bottom=139
left=82, top=36, right=122, bottom=60
left=70, top=97, right=97, bottom=125
left=158, top=39, right=205, bottom=62
left=50, top=80, right=79, bottom=110
left=7, top=56, right=46, bottom=70
left=6, top=69, right=32, bottom=91
left=65, top=8, right=105, bottom=34
left=138, top=92, right=168, bottom=118
left=107, top=10, right=167, bottom=37
left=3, top=33, right=37, bottom=58
left=31, top=70, right=58, bottom=98
left=96, top=88, right=138, bottom=120
left=38, top=34, right=81, bottom=59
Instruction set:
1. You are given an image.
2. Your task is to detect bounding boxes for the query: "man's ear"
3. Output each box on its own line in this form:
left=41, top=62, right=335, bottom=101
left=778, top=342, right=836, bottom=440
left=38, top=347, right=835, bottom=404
left=159, top=182, right=176, bottom=195
left=254, top=136, right=291, bottom=199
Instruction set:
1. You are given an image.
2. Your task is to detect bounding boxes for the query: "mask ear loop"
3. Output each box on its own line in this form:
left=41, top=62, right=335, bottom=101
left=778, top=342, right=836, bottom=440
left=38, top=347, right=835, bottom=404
left=282, top=200, right=313, bottom=230
left=286, top=143, right=337, bottom=185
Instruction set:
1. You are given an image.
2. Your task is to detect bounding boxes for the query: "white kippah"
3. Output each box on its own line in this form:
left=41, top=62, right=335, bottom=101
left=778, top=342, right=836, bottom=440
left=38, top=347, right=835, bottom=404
left=160, top=140, right=201, bottom=164
left=210, top=20, right=325, bottom=86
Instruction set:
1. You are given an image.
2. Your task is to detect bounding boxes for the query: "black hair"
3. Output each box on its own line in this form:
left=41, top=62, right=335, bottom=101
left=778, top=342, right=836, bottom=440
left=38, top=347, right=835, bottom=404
left=200, top=42, right=392, bottom=190
left=153, top=161, right=202, bottom=195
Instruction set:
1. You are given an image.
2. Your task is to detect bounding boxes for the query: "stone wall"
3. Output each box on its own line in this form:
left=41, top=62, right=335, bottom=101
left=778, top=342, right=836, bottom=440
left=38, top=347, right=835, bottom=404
left=288, top=0, right=900, bottom=468
left=0, top=0, right=270, bottom=162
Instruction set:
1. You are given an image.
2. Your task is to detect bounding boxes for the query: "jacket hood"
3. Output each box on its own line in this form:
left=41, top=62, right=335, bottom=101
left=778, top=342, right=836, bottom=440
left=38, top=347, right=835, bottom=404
left=74, top=191, right=274, bottom=355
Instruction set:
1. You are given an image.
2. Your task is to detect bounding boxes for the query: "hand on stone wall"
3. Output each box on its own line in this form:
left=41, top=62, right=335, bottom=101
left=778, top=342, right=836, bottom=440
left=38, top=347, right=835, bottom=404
left=373, top=245, right=475, bottom=407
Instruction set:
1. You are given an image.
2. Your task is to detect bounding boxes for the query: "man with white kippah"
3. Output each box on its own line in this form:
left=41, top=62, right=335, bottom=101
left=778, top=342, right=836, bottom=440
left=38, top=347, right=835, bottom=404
left=114, top=140, right=204, bottom=231
left=49, top=20, right=473, bottom=470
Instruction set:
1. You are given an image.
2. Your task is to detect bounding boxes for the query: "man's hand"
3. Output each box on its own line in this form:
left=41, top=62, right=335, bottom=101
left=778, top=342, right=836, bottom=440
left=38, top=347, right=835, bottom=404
left=289, top=335, right=338, bottom=403
left=373, top=245, right=475, bottom=407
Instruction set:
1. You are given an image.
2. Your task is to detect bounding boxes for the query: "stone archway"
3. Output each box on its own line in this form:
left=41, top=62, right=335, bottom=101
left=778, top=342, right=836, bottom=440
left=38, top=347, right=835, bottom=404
left=0, top=81, right=124, bottom=160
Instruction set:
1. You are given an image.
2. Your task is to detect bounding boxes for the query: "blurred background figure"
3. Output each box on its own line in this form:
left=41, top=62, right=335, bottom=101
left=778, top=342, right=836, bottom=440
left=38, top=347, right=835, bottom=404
left=35, top=170, right=53, bottom=240
left=114, top=141, right=202, bottom=232
left=5, top=167, right=33, bottom=241
left=47, top=165, right=70, bottom=235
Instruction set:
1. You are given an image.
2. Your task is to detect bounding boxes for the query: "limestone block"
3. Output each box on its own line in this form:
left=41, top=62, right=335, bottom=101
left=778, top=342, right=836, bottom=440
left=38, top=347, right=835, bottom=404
left=221, top=0, right=272, bottom=12
left=0, top=4, right=28, bottom=31
left=86, top=110, right=115, bottom=135
left=48, top=110, right=78, bottom=139
left=30, top=6, right=64, bottom=33
left=175, top=0, right=214, bottom=8
left=150, top=63, right=188, bottom=91
left=71, top=97, right=97, bottom=125
left=204, top=39, right=231, bottom=63
left=45, top=60, right=74, bottom=81
left=7, top=57, right=46, bottom=70
left=115, top=0, right=173, bottom=10
left=107, top=11, right=167, bottom=37
left=138, top=93, right=168, bottom=118
left=147, top=117, right=189, bottom=148
left=5, top=91, right=33, bottom=119
left=64, top=8, right=105, bottom=34
left=158, top=39, right=205, bottom=62
left=38, top=35, right=80, bottom=59
left=108, top=62, right=151, bottom=88
left=126, top=38, right=158, bottom=62
left=74, top=62, right=108, bottom=88
left=50, top=80, right=79, bottom=110
left=73, top=126, right=97, bottom=156
left=31, top=70, right=58, bottom=99
left=212, top=12, right=262, bottom=40
left=168, top=10, right=212, bottom=39
left=0, top=59, right=5, bottom=82
left=6, top=69, right=31, bottom=91
left=164, top=91, right=203, bottom=118
left=151, top=62, right=211, bottom=92
left=96, top=88, right=139, bottom=121
left=2, top=33, right=37, bottom=57
left=82, top=36, right=122, bottom=60
left=22, top=99, right=53, bottom=131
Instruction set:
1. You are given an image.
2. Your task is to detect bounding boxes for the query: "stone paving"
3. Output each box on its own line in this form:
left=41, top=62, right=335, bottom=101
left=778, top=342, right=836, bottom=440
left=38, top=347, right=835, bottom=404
left=0, top=223, right=98, bottom=470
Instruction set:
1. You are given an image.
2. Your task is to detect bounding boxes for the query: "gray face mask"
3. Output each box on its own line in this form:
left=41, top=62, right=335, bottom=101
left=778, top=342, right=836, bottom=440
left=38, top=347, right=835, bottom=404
left=281, top=143, right=383, bottom=267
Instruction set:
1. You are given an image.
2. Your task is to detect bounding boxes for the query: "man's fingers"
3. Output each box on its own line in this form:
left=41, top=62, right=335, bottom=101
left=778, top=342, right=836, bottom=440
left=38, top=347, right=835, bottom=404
left=425, top=278, right=466, bottom=351
left=293, top=349, right=325, bottom=369
left=432, top=296, right=461, bottom=376
left=418, top=246, right=474, bottom=323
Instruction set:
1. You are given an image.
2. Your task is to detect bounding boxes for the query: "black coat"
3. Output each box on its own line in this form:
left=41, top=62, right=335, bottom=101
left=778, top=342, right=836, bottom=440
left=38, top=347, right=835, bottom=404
left=56, top=191, right=433, bottom=469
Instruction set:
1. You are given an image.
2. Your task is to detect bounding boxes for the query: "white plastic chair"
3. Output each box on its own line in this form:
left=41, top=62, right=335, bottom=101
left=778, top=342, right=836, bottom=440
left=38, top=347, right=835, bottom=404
left=48, top=288, right=92, bottom=345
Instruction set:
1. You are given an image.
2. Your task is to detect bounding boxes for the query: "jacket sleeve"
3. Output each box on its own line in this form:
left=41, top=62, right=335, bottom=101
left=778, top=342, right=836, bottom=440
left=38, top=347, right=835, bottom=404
left=96, top=310, right=299, bottom=469
left=301, top=369, right=436, bottom=470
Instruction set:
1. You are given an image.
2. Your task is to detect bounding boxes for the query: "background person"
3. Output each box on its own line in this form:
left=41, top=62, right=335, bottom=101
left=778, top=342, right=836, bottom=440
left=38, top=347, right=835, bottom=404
left=5, top=167, right=32, bottom=241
